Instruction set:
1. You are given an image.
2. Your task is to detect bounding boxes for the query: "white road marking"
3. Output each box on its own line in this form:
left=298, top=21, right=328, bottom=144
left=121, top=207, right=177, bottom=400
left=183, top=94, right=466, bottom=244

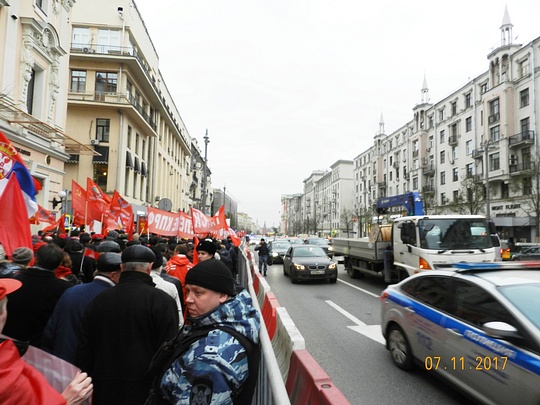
left=337, top=278, right=380, bottom=298
left=326, top=300, right=385, bottom=345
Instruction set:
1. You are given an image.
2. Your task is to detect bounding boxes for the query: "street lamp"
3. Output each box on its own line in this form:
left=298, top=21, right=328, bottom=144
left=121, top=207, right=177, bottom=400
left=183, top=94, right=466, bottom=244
left=58, top=189, right=67, bottom=216
left=200, top=129, right=210, bottom=214
left=481, top=140, right=494, bottom=221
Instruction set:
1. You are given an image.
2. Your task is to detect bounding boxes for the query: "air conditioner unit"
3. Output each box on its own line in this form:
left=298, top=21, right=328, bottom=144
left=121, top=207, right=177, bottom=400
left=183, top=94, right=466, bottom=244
left=90, top=139, right=100, bottom=145
left=426, top=147, right=431, bottom=152
left=510, top=155, right=517, bottom=165
left=83, top=47, right=95, bottom=53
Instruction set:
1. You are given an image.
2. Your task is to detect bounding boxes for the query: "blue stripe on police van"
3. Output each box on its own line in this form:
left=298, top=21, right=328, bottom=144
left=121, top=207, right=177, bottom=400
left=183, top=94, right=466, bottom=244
left=385, top=290, right=540, bottom=375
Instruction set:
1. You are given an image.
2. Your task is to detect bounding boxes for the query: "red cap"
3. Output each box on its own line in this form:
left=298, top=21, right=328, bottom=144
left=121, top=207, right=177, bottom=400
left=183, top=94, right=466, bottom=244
left=92, top=233, right=104, bottom=240
left=0, top=279, right=22, bottom=301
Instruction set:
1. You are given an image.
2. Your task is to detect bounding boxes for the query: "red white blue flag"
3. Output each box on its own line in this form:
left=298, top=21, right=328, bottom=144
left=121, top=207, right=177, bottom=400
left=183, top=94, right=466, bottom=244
left=0, top=131, right=38, bottom=217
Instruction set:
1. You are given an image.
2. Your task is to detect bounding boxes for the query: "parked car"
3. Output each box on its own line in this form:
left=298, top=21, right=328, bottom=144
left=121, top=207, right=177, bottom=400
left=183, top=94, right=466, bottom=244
left=282, top=244, right=337, bottom=284
left=511, top=245, right=540, bottom=261
left=268, top=240, right=292, bottom=264
left=508, top=243, right=540, bottom=260
left=304, top=237, right=334, bottom=257
left=381, top=262, right=540, bottom=405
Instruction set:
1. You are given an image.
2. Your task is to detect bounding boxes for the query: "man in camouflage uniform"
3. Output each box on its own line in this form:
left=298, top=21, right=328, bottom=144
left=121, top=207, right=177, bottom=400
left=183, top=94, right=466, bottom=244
left=156, top=259, right=260, bottom=404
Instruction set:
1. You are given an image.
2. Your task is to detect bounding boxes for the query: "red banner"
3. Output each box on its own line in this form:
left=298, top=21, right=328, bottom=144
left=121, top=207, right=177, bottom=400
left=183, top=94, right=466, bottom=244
left=71, top=180, right=87, bottom=226
left=191, top=206, right=227, bottom=235
left=147, top=207, right=181, bottom=237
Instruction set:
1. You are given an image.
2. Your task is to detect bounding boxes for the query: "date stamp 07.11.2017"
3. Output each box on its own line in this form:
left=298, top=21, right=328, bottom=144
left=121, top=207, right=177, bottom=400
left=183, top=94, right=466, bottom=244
left=424, top=356, right=508, bottom=371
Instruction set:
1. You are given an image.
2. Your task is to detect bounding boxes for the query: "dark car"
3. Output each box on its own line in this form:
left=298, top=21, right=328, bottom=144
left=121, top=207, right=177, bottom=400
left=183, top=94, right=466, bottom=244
left=304, top=237, right=334, bottom=257
left=511, top=245, right=540, bottom=261
left=268, top=240, right=292, bottom=264
left=282, top=244, right=337, bottom=284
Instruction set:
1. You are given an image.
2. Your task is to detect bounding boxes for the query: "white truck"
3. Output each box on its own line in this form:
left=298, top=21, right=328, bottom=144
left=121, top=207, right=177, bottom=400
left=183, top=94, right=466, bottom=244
left=333, top=215, right=498, bottom=283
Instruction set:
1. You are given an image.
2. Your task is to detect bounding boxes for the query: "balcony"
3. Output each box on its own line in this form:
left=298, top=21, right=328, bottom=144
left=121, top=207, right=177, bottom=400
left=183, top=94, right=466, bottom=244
left=508, top=130, right=535, bottom=148
left=472, top=149, right=483, bottom=159
left=422, top=185, right=435, bottom=195
left=473, top=174, right=484, bottom=183
left=509, top=161, right=535, bottom=175
left=422, top=164, right=435, bottom=175
left=448, top=135, right=458, bottom=146
left=378, top=181, right=387, bottom=189
left=393, top=161, right=400, bottom=169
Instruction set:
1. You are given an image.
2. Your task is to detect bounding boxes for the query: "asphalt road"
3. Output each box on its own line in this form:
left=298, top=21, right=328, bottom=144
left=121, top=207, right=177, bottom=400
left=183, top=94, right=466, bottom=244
left=261, top=255, right=477, bottom=405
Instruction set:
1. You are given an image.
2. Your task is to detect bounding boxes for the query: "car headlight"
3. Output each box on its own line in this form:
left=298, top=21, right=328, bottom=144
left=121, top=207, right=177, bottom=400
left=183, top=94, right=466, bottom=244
left=293, top=263, right=306, bottom=270
left=328, top=246, right=334, bottom=252
left=271, top=252, right=278, bottom=257
left=328, top=263, right=337, bottom=270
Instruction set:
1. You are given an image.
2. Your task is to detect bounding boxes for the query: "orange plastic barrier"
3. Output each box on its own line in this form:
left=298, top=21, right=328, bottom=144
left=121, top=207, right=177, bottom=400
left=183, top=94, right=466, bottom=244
left=285, top=350, right=351, bottom=405
left=261, top=291, right=280, bottom=340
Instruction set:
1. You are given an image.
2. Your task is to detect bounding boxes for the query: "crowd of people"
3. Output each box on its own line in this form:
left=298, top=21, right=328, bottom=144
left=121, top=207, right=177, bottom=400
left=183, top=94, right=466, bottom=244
left=0, top=229, right=260, bottom=405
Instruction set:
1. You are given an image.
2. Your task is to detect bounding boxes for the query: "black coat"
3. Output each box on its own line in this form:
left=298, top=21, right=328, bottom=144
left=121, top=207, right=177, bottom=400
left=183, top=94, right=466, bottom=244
left=76, top=270, right=179, bottom=405
left=3, top=267, right=72, bottom=347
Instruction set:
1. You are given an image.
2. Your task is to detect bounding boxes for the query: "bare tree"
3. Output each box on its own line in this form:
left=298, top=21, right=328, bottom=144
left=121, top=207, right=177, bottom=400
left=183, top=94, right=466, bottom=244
left=445, top=175, right=486, bottom=215
left=340, top=208, right=355, bottom=237
left=509, top=160, right=540, bottom=241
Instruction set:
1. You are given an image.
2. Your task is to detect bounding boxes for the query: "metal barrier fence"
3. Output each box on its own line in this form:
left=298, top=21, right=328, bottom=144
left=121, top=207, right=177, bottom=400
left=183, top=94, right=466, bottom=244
left=237, top=243, right=350, bottom=405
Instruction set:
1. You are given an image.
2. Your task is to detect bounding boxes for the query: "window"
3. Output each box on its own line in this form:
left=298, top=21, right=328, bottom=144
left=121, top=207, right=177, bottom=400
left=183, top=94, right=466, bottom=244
left=97, top=29, right=121, bottom=54
left=94, top=164, right=108, bottom=189
left=453, top=168, right=458, bottom=182
left=521, top=117, right=530, bottom=134
left=466, top=140, right=472, bottom=155
left=480, top=83, right=488, bottom=94
left=520, top=88, right=530, bottom=107
left=95, top=72, right=117, bottom=94
left=440, top=151, right=445, bottom=164
left=72, top=27, right=90, bottom=48
left=453, top=190, right=459, bottom=202
left=450, top=123, right=458, bottom=137
left=440, top=171, right=446, bottom=185
left=413, top=177, right=418, bottom=190
left=449, top=280, right=515, bottom=327
left=403, top=277, right=451, bottom=312
left=520, top=59, right=530, bottom=77
left=441, top=192, right=446, bottom=204
left=523, top=178, right=532, bottom=195
left=489, top=152, right=500, bottom=171
left=439, top=109, right=445, bottom=121
left=465, top=117, right=472, bottom=132
left=490, top=125, right=500, bottom=142
left=70, top=70, right=86, bottom=92
left=502, top=183, right=509, bottom=198
left=466, top=163, right=473, bottom=177
left=489, top=98, right=500, bottom=123
left=26, top=69, right=36, bottom=114
left=127, top=126, right=132, bottom=148
left=126, top=81, right=132, bottom=102
left=96, top=119, right=110, bottom=142
left=465, top=93, right=472, bottom=108
left=451, top=101, right=457, bottom=116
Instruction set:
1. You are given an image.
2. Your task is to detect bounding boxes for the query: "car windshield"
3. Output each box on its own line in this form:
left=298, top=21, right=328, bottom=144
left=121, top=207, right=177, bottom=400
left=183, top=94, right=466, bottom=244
left=289, top=239, right=304, bottom=244
left=499, top=284, right=540, bottom=330
left=306, top=238, right=328, bottom=246
left=272, top=242, right=291, bottom=249
left=418, top=218, right=492, bottom=250
left=294, top=246, right=326, bottom=257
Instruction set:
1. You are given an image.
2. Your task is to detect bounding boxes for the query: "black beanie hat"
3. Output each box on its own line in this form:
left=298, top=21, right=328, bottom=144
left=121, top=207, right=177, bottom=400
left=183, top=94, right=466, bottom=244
left=197, top=239, right=217, bottom=255
left=149, top=246, right=164, bottom=270
left=185, top=259, right=236, bottom=296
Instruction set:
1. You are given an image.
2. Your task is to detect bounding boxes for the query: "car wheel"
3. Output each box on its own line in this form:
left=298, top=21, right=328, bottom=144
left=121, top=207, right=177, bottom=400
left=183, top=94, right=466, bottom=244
left=387, top=324, right=413, bottom=371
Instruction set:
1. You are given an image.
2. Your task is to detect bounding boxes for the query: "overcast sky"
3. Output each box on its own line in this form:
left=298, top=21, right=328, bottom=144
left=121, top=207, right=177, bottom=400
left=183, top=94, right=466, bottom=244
left=135, top=0, right=540, bottom=229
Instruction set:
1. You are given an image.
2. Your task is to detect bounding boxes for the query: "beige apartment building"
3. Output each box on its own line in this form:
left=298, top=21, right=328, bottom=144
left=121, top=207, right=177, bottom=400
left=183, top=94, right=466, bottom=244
left=0, top=0, right=210, bottom=230
left=66, top=0, right=197, bottom=216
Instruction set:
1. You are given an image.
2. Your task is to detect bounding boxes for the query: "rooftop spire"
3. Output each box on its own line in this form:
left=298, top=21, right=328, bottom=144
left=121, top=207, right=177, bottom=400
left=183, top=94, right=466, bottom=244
left=421, top=73, right=429, bottom=104
left=500, top=5, right=513, bottom=46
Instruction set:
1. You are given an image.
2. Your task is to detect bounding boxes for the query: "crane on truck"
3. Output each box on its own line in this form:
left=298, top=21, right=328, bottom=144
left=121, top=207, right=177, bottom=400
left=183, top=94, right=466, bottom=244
left=376, top=191, right=424, bottom=216
left=332, top=193, right=497, bottom=283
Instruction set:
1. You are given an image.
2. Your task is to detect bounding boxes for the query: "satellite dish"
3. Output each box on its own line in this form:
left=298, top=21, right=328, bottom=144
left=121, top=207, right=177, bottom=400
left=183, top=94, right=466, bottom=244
left=157, top=198, right=173, bottom=212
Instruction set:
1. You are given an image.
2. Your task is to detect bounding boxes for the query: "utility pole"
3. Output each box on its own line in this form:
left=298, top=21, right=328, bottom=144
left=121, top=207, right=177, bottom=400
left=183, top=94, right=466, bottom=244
left=201, top=129, right=210, bottom=214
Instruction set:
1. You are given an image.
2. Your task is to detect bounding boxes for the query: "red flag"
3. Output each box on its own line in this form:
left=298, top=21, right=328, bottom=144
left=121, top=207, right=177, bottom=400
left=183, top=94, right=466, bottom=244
left=227, top=228, right=241, bottom=247
left=71, top=180, right=87, bottom=226
left=0, top=175, right=32, bottom=257
left=83, top=247, right=100, bottom=260
left=106, top=190, right=133, bottom=233
left=30, top=204, right=57, bottom=225
left=86, top=178, right=109, bottom=222
left=42, top=214, right=66, bottom=235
